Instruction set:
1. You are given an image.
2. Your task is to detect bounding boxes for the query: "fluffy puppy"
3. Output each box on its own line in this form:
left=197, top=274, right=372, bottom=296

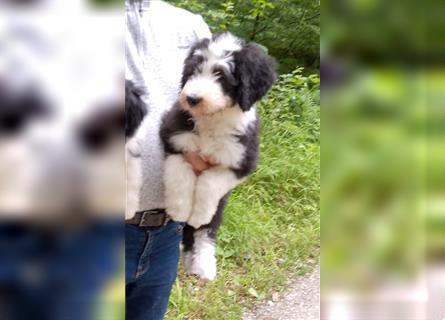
left=125, top=80, right=147, bottom=219
left=160, top=33, right=276, bottom=280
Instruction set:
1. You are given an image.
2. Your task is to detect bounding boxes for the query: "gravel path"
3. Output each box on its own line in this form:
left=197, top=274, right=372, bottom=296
left=242, top=264, right=320, bottom=320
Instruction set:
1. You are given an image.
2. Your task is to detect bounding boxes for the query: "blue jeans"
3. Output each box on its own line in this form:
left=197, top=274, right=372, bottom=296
left=0, top=221, right=122, bottom=320
left=125, top=221, right=183, bottom=320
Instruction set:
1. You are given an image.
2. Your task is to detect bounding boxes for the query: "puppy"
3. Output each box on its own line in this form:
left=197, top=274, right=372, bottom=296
left=125, top=80, right=147, bottom=219
left=160, top=33, right=276, bottom=280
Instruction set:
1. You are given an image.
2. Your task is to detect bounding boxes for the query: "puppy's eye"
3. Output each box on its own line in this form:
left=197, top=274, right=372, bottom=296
left=222, top=50, right=231, bottom=57
left=212, top=67, right=224, bottom=77
left=194, top=55, right=204, bottom=64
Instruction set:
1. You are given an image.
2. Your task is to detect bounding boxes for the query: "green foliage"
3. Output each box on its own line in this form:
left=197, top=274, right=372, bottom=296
left=89, top=0, right=121, bottom=6
left=166, top=70, right=320, bottom=319
left=321, top=71, right=427, bottom=289
left=263, top=68, right=320, bottom=142
left=166, top=0, right=320, bottom=74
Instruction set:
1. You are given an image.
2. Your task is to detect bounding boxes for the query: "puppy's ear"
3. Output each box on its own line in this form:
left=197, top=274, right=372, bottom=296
left=234, top=44, right=277, bottom=111
left=181, top=38, right=210, bottom=88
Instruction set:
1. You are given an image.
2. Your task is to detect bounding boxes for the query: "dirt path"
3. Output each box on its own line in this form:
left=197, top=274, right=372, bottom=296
left=242, top=265, right=320, bottom=320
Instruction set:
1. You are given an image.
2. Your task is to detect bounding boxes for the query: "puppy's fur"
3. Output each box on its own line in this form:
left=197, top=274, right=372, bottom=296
left=125, top=80, right=147, bottom=219
left=160, top=33, right=276, bottom=280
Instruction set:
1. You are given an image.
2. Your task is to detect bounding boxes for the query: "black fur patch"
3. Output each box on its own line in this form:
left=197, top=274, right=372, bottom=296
left=180, top=38, right=210, bottom=88
left=233, top=43, right=277, bottom=111
left=159, top=102, right=195, bottom=154
left=78, top=104, right=124, bottom=153
left=0, top=87, right=50, bottom=136
left=231, top=117, right=260, bottom=179
left=182, top=192, right=230, bottom=252
left=213, top=65, right=239, bottom=104
left=125, top=80, right=147, bottom=139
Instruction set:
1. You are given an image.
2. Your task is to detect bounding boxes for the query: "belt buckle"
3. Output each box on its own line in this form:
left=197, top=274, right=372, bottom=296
left=139, top=209, right=167, bottom=227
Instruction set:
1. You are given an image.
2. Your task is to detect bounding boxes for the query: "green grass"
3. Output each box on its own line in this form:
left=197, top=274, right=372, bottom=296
left=166, top=69, right=320, bottom=320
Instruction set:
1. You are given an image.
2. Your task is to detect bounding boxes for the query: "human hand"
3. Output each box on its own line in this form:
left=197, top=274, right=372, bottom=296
left=183, top=152, right=215, bottom=175
left=200, top=154, right=218, bottom=166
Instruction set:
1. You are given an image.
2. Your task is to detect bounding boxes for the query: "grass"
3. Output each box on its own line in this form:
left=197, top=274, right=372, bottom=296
left=166, top=70, right=320, bottom=320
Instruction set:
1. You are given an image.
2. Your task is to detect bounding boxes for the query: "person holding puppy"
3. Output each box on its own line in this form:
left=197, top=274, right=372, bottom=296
left=125, top=1, right=212, bottom=319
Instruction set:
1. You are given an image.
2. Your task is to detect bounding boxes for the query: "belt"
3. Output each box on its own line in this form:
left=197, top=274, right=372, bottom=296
left=125, top=209, right=170, bottom=227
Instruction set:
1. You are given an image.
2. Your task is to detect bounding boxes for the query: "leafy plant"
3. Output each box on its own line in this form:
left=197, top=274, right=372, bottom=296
left=166, top=0, right=320, bottom=74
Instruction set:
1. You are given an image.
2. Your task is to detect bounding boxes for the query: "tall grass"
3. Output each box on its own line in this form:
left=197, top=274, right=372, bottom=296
left=166, top=69, right=320, bottom=320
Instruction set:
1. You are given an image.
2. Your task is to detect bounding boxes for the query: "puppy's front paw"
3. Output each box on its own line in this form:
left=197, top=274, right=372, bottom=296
left=164, top=154, right=197, bottom=222
left=191, top=250, right=217, bottom=281
left=166, top=204, right=191, bottom=222
left=127, top=139, right=142, bottom=157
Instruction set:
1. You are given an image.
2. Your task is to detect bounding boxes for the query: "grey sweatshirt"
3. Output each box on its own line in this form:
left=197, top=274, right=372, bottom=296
left=125, top=0, right=211, bottom=214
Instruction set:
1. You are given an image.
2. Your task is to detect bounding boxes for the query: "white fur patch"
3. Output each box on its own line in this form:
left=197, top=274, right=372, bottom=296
left=164, top=154, right=197, bottom=222
left=190, top=229, right=217, bottom=280
left=169, top=132, right=200, bottom=153
left=187, top=166, right=242, bottom=229
left=181, top=73, right=231, bottom=115
left=195, top=106, right=257, bottom=168
left=209, top=33, right=242, bottom=57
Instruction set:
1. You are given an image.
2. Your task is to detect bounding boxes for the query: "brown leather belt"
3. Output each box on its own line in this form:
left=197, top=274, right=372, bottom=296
left=125, top=209, right=170, bottom=227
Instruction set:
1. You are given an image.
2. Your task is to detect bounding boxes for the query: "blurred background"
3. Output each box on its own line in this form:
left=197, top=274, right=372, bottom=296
left=322, top=0, right=444, bottom=319
left=0, top=1, right=124, bottom=319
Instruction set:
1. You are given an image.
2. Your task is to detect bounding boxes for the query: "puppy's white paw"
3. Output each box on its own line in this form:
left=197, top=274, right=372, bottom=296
left=127, top=139, right=142, bottom=157
left=191, top=250, right=217, bottom=281
left=164, top=154, right=196, bottom=222
left=166, top=202, right=192, bottom=222
left=182, top=250, right=194, bottom=274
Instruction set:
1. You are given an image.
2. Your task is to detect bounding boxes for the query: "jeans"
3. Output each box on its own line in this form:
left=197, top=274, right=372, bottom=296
left=125, top=220, right=183, bottom=320
left=0, top=221, right=122, bottom=320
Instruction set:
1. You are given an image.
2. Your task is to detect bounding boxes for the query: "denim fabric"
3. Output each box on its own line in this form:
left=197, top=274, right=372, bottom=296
left=0, top=221, right=122, bottom=320
left=125, top=220, right=183, bottom=320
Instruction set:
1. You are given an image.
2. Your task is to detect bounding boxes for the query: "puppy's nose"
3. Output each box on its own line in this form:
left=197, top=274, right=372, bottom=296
left=186, top=95, right=202, bottom=107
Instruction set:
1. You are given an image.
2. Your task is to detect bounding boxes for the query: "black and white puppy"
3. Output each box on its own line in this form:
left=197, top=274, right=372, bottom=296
left=125, top=80, right=147, bottom=219
left=160, top=33, right=276, bottom=280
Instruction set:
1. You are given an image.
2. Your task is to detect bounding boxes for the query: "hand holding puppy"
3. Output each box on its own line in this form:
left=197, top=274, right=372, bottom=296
left=183, top=152, right=217, bottom=175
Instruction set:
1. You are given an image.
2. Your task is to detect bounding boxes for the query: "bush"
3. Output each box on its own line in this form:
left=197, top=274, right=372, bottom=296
left=165, top=0, right=320, bottom=74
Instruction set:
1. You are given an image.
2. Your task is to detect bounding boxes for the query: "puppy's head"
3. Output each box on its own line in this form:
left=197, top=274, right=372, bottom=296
left=180, top=33, right=277, bottom=116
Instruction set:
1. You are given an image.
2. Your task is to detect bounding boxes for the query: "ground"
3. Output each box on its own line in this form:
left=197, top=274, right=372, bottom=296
left=242, top=264, right=320, bottom=320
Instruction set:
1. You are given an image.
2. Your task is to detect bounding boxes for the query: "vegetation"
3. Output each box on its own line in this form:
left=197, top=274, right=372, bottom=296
left=91, top=0, right=320, bottom=74
left=166, top=0, right=320, bottom=74
left=167, top=69, right=320, bottom=319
